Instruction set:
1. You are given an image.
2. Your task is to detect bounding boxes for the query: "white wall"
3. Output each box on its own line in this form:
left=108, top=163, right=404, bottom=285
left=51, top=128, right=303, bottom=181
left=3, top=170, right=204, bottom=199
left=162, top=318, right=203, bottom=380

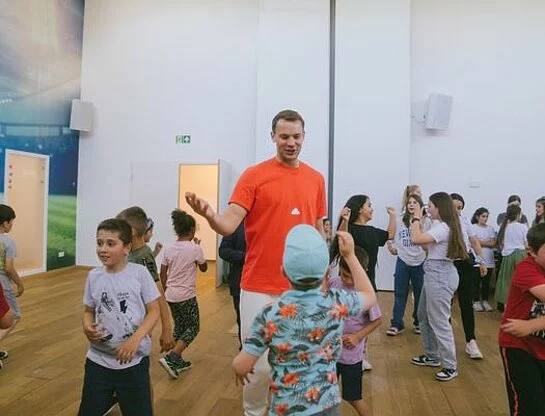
left=78, top=0, right=545, bottom=282
left=411, top=0, right=545, bottom=226
left=77, top=0, right=259, bottom=265
left=254, top=0, right=330, bottom=180
left=334, top=0, right=411, bottom=290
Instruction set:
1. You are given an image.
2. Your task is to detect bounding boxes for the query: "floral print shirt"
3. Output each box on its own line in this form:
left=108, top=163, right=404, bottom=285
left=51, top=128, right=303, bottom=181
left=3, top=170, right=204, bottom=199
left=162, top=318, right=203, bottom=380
left=244, top=287, right=362, bottom=415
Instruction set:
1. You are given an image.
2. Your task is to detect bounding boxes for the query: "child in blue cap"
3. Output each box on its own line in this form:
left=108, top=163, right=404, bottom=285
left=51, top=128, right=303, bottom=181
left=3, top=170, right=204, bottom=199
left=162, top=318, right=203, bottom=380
left=232, top=225, right=377, bottom=416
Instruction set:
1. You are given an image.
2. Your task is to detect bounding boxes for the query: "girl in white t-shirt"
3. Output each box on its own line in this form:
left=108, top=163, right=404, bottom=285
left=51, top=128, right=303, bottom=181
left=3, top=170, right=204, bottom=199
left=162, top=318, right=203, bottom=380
left=158, top=210, right=207, bottom=379
left=470, top=208, right=497, bottom=312
left=386, top=193, right=430, bottom=336
left=495, top=205, right=528, bottom=309
left=408, top=192, right=467, bottom=382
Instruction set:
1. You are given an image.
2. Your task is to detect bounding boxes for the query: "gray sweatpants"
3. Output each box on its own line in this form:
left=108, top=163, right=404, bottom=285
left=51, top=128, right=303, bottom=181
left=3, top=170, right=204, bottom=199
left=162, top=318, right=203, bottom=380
left=417, top=259, right=459, bottom=370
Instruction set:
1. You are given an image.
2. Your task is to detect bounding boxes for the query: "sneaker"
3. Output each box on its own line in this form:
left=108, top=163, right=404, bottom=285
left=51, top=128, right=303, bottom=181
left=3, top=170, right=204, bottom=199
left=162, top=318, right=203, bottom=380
left=411, top=355, right=441, bottom=367
left=435, top=368, right=458, bottom=381
left=473, top=301, right=484, bottom=312
left=386, top=326, right=404, bottom=336
left=361, top=358, right=373, bottom=371
left=465, top=339, right=484, bottom=359
left=159, top=355, right=180, bottom=379
left=0, top=351, right=8, bottom=360
left=414, top=325, right=421, bottom=335
left=102, top=396, right=118, bottom=416
left=482, top=301, right=493, bottom=312
left=174, top=359, right=192, bottom=373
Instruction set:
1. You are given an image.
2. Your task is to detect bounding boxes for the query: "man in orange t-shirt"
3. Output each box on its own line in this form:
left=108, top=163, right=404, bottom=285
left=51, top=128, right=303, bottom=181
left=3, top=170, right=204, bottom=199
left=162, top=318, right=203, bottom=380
left=185, top=109, right=326, bottom=416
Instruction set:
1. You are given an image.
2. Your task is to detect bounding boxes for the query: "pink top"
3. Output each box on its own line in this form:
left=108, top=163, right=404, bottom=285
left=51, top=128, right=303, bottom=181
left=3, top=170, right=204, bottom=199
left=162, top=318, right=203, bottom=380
left=161, top=241, right=206, bottom=302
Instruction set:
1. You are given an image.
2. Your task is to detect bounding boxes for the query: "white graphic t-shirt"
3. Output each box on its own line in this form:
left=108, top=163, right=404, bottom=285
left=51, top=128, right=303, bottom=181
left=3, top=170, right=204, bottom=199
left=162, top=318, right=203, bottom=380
left=83, top=263, right=160, bottom=369
left=394, top=217, right=431, bottom=266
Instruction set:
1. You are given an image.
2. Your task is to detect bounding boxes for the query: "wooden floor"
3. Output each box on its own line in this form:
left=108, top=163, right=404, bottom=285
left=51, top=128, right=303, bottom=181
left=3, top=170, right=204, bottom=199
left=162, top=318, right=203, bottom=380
left=0, top=266, right=509, bottom=416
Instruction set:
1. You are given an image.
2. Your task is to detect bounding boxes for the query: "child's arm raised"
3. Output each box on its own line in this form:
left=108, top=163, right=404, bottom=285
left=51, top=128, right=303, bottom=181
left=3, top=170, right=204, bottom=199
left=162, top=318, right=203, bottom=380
left=117, top=299, right=160, bottom=364
left=337, top=231, right=376, bottom=310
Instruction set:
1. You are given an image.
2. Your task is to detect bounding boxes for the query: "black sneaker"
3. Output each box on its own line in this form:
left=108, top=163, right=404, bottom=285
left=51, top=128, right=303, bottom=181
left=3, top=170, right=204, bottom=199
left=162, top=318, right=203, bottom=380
left=411, top=355, right=441, bottom=367
left=435, top=368, right=458, bottom=381
left=174, top=359, right=192, bottom=373
left=0, top=350, right=8, bottom=360
left=159, top=355, right=180, bottom=379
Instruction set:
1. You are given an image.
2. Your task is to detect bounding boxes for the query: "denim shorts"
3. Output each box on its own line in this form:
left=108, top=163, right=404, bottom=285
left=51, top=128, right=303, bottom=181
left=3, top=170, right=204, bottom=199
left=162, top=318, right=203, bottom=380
left=0, top=276, right=21, bottom=319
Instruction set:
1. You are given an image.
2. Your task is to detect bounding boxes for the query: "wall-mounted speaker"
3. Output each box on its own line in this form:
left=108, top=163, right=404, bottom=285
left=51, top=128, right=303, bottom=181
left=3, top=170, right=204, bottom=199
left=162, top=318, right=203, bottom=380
left=70, top=99, right=94, bottom=132
left=425, top=94, right=452, bottom=131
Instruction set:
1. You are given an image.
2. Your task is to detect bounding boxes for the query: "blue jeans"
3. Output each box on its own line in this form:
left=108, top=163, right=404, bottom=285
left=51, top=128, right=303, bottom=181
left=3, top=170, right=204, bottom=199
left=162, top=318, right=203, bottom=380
left=391, top=258, right=424, bottom=330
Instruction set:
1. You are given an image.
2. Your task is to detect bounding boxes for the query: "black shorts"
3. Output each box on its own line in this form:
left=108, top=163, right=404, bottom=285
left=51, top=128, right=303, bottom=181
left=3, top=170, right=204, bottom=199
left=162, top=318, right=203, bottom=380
left=78, top=357, right=152, bottom=416
left=336, top=361, right=363, bottom=401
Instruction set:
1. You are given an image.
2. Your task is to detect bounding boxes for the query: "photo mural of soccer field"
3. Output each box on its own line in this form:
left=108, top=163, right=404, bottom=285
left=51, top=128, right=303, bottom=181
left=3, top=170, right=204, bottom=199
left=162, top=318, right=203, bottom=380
left=0, top=1, right=84, bottom=271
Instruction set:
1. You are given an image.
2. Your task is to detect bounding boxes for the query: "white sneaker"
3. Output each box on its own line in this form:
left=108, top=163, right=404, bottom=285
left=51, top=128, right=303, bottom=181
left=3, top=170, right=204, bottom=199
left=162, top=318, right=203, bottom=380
left=482, top=301, right=493, bottom=312
left=465, top=339, right=484, bottom=359
left=473, top=301, right=484, bottom=312
left=361, top=358, right=373, bottom=371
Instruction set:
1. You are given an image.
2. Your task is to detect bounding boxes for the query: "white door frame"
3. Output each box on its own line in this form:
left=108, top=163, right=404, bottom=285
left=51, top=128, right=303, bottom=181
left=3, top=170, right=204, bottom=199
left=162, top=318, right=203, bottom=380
left=4, top=149, right=50, bottom=276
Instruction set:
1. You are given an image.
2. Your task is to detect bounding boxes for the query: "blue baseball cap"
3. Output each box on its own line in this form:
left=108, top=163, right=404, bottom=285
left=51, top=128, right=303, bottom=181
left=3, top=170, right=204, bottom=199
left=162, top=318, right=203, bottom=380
left=283, top=224, right=329, bottom=284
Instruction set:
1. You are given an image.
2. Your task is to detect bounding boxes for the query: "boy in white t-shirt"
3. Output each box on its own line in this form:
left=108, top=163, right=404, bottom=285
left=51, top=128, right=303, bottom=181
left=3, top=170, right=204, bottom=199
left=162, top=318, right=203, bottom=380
left=79, top=219, right=160, bottom=415
left=0, top=204, right=24, bottom=366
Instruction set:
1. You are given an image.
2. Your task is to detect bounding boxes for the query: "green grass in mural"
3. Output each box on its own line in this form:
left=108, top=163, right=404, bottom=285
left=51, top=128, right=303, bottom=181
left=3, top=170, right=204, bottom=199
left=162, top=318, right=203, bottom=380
left=47, top=195, right=77, bottom=270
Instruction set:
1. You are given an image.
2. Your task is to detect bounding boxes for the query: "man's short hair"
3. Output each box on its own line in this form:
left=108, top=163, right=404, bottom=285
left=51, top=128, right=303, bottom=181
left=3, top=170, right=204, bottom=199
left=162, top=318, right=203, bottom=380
left=271, top=109, right=305, bottom=133
left=116, top=206, right=148, bottom=237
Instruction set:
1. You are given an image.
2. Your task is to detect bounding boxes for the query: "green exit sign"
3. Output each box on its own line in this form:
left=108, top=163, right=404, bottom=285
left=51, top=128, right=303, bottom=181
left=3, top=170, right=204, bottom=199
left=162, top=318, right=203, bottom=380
left=176, top=134, right=191, bottom=144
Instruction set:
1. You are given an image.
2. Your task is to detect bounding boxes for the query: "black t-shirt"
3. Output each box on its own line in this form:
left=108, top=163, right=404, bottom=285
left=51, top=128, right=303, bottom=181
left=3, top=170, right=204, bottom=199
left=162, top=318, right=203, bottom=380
left=348, top=223, right=389, bottom=288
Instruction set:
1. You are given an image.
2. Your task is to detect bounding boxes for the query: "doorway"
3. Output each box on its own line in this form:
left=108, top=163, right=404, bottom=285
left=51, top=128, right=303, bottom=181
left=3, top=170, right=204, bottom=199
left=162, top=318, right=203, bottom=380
left=178, top=164, right=219, bottom=262
left=4, top=150, right=49, bottom=275
left=130, top=160, right=231, bottom=287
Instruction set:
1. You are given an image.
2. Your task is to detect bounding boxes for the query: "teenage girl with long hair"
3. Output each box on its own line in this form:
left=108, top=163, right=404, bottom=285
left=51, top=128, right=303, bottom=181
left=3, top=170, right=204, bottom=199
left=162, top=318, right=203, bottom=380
left=495, top=205, right=528, bottom=310
left=450, top=193, right=487, bottom=360
left=409, top=192, right=467, bottom=382
left=329, top=195, right=395, bottom=370
left=533, top=197, right=545, bottom=226
left=330, top=195, right=396, bottom=292
left=386, top=193, right=430, bottom=336
left=402, top=185, right=422, bottom=208
left=470, top=207, right=496, bottom=312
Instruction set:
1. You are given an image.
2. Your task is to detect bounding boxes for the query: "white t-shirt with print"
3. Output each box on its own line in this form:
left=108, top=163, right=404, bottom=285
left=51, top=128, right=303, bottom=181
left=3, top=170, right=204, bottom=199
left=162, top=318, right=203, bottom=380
left=501, top=222, right=528, bottom=256
left=83, top=263, right=160, bottom=370
left=394, top=217, right=429, bottom=266
left=471, top=224, right=496, bottom=268
left=426, top=220, right=451, bottom=260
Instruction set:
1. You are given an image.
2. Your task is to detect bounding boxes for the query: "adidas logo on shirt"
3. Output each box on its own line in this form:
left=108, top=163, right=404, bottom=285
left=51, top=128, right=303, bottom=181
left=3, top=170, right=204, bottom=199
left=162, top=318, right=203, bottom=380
left=291, top=208, right=301, bottom=215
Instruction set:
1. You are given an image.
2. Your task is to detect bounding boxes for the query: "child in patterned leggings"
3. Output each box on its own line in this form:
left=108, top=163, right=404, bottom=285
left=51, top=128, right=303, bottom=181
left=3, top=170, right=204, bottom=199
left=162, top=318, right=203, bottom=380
left=158, top=209, right=207, bottom=379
